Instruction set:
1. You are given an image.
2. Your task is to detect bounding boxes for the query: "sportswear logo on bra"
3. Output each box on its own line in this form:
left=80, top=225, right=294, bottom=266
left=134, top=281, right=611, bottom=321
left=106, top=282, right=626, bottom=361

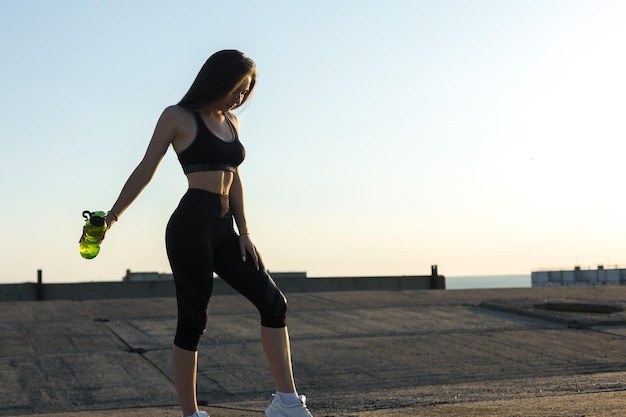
left=183, top=162, right=237, bottom=174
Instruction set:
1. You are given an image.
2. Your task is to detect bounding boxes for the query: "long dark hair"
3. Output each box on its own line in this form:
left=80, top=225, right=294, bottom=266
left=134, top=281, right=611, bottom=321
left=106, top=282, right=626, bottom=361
left=178, top=50, right=256, bottom=111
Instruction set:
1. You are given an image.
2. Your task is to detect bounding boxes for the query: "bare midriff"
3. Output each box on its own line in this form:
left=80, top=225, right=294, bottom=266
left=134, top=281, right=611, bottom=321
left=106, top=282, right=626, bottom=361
left=186, top=171, right=234, bottom=195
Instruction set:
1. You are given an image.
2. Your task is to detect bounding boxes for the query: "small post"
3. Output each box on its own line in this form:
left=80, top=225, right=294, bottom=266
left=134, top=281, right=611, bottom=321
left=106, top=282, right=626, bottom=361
left=36, top=269, right=43, bottom=301
left=430, top=265, right=445, bottom=290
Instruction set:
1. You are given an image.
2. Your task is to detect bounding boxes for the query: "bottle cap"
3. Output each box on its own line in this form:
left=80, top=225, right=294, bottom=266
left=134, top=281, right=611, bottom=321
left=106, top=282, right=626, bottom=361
left=83, top=210, right=106, bottom=227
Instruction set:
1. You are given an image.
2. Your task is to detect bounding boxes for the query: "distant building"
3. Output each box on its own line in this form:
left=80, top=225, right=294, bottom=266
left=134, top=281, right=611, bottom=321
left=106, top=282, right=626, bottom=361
left=122, top=269, right=307, bottom=282
left=122, top=270, right=173, bottom=282
left=532, top=266, right=626, bottom=287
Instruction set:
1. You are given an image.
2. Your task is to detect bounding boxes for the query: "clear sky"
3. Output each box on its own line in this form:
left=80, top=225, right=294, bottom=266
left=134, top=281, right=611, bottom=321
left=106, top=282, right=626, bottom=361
left=1, top=0, right=625, bottom=284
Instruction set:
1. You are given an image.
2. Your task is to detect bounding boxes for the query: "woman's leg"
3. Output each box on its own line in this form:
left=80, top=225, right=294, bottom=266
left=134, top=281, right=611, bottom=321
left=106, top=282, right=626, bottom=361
left=172, top=345, right=199, bottom=417
left=215, top=234, right=313, bottom=415
left=214, top=235, right=296, bottom=393
left=167, top=264, right=213, bottom=417
left=166, top=191, right=218, bottom=417
left=261, top=326, right=297, bottom=393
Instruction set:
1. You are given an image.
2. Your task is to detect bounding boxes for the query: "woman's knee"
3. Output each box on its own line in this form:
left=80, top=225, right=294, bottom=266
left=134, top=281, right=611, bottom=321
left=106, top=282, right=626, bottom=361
left=174, top=315, right=207, bottom=351
left=173, top=288, right=211, bottom=351
left=260, top=284, right=288, bottom=328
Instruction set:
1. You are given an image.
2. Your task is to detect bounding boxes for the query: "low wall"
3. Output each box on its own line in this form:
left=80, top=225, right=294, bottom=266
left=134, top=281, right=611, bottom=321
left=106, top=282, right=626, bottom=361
left=0, top=284, right=37, bottom=302
left=532, top=267, right=626, bottom=287
left=0, top=274, right=445, bottom=302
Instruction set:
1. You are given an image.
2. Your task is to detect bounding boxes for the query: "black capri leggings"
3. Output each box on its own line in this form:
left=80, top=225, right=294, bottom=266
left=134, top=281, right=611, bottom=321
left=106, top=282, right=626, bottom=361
left=166, top=188, right=287, bottom=352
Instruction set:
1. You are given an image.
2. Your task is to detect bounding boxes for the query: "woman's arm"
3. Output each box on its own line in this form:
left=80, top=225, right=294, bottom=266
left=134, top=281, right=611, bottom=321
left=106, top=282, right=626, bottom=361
left=230, top=168, right=263, bottom=270
left=106, top=106, right=180, bottom=228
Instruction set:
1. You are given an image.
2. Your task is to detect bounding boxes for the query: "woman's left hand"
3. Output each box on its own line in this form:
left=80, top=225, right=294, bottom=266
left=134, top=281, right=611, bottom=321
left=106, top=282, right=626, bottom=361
left=239, top=233, right=264, bottom=271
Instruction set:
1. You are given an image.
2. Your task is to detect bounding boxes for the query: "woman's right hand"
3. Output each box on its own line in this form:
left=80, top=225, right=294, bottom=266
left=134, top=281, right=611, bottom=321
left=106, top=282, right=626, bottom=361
left=78, top=214, right=114, bottom=244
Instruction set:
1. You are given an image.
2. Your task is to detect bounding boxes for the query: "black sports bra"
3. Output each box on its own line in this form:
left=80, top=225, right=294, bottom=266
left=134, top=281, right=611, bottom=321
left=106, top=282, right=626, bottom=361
left=177, top=112, right=245, bottom=174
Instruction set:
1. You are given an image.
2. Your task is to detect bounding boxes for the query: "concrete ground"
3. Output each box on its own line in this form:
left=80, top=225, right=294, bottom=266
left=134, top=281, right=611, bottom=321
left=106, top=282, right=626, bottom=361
left=1, top=286, right=626, bottom=417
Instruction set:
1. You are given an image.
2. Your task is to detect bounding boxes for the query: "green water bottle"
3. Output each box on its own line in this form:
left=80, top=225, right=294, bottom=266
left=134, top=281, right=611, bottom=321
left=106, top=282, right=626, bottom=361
left=79, top=210, right=108, bottom=259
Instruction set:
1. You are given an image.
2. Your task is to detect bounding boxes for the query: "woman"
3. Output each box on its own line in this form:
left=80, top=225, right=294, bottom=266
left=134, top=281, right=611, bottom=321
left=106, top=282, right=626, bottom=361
left=102, top=50, right=313, bottom=417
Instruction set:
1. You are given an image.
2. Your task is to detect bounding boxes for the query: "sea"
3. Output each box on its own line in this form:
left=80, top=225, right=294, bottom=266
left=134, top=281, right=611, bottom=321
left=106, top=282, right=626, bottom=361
left=445, top=274, right=531, bottom=290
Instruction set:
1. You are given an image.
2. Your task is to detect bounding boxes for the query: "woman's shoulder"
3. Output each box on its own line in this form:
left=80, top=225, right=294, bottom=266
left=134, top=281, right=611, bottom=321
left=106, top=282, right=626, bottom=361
left=157, top=105, right=196, bottom=128
left=162, top=104, right=195, bottom=119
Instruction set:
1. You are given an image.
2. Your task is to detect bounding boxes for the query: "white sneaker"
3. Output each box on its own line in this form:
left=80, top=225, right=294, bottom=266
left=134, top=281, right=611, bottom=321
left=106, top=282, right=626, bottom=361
left=265, top=393, right=313, bottom=417
left=185, top=412, right=209, bottom=417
